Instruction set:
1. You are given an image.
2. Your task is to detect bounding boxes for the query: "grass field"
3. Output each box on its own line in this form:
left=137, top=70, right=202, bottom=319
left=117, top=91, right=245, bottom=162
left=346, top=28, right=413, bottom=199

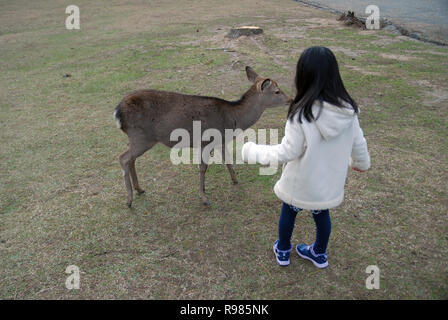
left=1, top=0, right=447, bottom=299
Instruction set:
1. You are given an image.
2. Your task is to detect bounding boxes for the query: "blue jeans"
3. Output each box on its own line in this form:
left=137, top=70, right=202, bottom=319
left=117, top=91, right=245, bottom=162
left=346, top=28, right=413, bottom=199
left=278, top=202, right=331, bottom=254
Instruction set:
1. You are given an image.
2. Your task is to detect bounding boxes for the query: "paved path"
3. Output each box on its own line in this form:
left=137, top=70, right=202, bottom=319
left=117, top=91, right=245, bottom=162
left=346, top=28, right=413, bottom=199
left=296, top=0, right=448, bottom=44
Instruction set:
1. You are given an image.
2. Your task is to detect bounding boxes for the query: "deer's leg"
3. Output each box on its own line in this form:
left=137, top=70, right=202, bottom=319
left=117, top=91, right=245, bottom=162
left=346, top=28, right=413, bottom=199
left=226, top=164, right=238, bottom=185
left=129, top=159, right=145, bottom=194
left=120, top=138, right=155, bottom=208
left=222, top=145, right=238, bottom=185
left=199, top=161, right=210, bottom=205
left=129, top=139, right=156, bottom=195
left=119, top=149, right=134, bottom=208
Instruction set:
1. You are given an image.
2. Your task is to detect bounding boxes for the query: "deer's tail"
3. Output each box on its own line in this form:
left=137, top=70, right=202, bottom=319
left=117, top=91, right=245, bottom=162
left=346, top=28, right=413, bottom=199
left=114, top=102, right=125, bottom=132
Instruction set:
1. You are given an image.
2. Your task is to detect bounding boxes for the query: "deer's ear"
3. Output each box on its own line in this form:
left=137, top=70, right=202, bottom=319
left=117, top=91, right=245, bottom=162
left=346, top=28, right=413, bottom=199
left=246, top=66, right=259, bottom=83
left=261, top=78, right=272, bottom=91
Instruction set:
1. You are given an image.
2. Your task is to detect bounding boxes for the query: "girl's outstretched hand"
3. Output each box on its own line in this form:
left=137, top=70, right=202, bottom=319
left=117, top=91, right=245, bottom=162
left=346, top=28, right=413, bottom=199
left=241, top=141, right=257, bottom=163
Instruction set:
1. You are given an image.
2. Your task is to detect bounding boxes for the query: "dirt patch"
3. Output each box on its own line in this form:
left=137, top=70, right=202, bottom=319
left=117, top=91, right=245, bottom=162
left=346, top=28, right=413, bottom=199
left=330, top=46, right=365, bottom=58
left=270, top=26, right=307, bottom=41
left=423, top=50, right=448, bottom=56
left=304, top=17, right=344, bottom=28
left=379, top=53, right=419, bottom=61
left=345, top=65, right=382, bottom=76
left=423, top=87, right=448, bottom=108
left=370, top=35, right=405, bottom=46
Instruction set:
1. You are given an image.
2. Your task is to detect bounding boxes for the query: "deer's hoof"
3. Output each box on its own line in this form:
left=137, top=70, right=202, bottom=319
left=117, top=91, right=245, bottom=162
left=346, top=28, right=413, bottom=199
left=232, top=180, right=238, bottom=185
left=136, top=189, right=145, bottom=195
left=202, top=199, right=211, bottom=206
left=127, top=201, right=133, bottom=208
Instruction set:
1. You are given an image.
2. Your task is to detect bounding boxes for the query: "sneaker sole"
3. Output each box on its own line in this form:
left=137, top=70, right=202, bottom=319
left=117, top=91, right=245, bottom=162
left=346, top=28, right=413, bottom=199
left=296, top=247, right=328, bottom=269
left=273, top=244, right=290, bottom=266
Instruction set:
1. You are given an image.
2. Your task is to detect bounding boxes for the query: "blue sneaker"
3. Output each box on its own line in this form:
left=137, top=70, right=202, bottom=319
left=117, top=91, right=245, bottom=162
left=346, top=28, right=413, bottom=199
left=296, top=243, right=328, bottom=268
left=273, top=240, right=292, bottom=266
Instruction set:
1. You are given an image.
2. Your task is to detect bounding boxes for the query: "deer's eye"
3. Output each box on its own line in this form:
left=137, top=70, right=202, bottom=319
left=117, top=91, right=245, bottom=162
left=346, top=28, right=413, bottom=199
left=275, top=91, right=280, bottom=94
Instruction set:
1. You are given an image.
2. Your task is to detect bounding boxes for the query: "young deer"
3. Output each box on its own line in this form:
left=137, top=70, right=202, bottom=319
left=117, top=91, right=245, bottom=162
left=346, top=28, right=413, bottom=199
left=115, top=66, right=291, bottom=207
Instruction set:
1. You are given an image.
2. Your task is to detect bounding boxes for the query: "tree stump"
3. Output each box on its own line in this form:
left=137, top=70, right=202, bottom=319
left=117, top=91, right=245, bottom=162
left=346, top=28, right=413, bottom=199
left=226, top=26, right=263, bottom=39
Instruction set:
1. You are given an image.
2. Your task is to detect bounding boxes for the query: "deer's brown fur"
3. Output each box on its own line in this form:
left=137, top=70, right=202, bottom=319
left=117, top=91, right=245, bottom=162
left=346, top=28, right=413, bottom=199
left=115, top=67, right=291, bottom=207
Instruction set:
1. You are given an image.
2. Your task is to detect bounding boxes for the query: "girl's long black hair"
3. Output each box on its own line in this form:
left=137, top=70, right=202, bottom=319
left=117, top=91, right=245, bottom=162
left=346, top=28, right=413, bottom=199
left=288, top=46, right=359, bottom=123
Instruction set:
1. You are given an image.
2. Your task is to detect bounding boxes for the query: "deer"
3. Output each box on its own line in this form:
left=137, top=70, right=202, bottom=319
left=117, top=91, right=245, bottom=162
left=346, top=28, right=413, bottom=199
left=114, top=66, right=291, bottom=207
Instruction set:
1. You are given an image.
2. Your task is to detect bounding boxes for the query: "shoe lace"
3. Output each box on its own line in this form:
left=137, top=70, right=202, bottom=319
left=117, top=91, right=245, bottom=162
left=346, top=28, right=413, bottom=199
left=276, top=246, right=292, bottom=259
left=310, top=244, right=327, bottom=260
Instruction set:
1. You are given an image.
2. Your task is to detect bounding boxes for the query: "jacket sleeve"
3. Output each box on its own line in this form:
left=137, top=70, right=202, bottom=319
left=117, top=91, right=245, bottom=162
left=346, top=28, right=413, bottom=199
left=351, top=116, right=371, bottom=170
left=241, top=117, right=306, bottom=165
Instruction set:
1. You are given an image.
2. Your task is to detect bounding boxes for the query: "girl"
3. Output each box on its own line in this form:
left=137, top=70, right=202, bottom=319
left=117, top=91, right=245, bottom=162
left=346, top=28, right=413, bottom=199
left=242, top=46, right=370, bottom=268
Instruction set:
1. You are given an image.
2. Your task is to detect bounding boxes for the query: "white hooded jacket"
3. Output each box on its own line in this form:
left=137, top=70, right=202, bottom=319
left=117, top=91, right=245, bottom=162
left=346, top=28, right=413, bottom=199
left=242, top=101, right=370, bottom=210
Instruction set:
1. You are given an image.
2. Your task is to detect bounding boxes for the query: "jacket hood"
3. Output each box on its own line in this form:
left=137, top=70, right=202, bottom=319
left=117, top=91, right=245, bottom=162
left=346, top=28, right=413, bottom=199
left=313, top=101, right=356, bottom=140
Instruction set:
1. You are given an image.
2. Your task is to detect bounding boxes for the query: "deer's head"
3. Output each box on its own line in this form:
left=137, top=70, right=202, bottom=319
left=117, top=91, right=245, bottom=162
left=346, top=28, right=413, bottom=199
left=245, top=66, right=291, bottom=108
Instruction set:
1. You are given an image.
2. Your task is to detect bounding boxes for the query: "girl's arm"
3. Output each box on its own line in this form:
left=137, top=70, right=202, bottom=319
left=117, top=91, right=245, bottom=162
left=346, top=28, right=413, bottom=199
left=241, top=117, right=306, bottom=165
left=351, top=116, right=371, bottom=171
